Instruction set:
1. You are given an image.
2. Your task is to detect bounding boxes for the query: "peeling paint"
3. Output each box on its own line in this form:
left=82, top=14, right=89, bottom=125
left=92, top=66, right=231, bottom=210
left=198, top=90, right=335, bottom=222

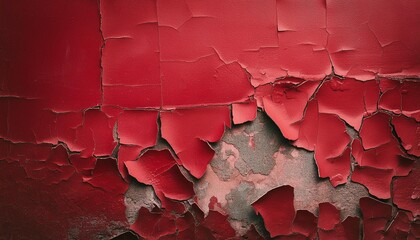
left=1, top=0, right=419, bottom=238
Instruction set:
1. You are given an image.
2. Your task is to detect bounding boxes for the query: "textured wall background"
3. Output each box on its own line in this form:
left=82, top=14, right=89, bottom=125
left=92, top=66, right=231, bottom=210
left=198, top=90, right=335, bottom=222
left=1, top=0, right=419, bottom=239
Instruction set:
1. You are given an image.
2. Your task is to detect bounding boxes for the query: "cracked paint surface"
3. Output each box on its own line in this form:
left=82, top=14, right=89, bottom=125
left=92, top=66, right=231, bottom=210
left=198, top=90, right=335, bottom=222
left=1, top=0, right=420, bottom=239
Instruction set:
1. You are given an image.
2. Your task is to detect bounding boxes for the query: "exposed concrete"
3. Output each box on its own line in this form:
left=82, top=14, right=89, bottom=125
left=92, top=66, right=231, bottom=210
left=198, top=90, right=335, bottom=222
left=225, top=181, right=257, bottom=222
left=125, top=111, right=370, bottom=236
left=124, top=182, right=160, bottom=224
left=216, top=112, right=280, bottom=176
left=196, top=111, right=370, bottom=234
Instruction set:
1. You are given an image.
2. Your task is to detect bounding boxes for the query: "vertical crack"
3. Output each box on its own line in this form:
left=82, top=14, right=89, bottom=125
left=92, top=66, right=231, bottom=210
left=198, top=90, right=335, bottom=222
left=97, top=0, right=105, bottom=107
left=155, top=1, right=163, bottom=110
left=323, top=0, right=334, bottom=75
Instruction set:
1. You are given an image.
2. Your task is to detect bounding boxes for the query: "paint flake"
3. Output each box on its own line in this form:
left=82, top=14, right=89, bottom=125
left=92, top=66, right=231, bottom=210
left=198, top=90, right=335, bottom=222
left=393, top=161, right=420, bottom=216
left=392, top=115, right=420, bottom=157
left=252, top=185, right=295, bottom=237
left=125, top=149, right=194, bottom=201
left=352, top=166, right=394, bottom=199
left=160, top=107, right=230, bottom=178
left=232, top=101, right=257, bottom=125
left=318, top=202, right=340, bottom=231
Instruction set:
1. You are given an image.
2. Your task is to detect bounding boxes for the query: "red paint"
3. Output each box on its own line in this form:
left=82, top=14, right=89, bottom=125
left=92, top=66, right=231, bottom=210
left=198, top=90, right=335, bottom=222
left=326, top=0, right=420, bottom=79
left=318, top=202, right=340, bottom=231
left=252, top=185, right=295, bottom=237
left=131, top=201, right=236, bottom=239
left=125, top=149, right=194, bottom=201
left=360, top=197, right=420, bottom=239
left=393, top=162, right=420, bottom=217
left=316, top=78, right=379, bottom=130
left=232, top=101, right=258, bottom=125
left=0, top=141, right=128, bottom=239
left=392, top=115, right=420, bottom=157
left=130, top=207, right=177, bottom=240
left=291, top=210, right=317, bottom=238
left=379, top=80, right=420, bottom=121
left=160, top=107, right=231, bottom=178
left=161, top=56, right=254, bottom=108
left=263, top=79, right=319, bottom=140
left=351, top=138, right=413, bottom=176
left=0, top=0, right=102, bottom=112
left=318, top=217, right=360, bottom=240
left=117, top=110, right=158, bottom=147
left=1, top=0, right=419, bottom=238
left=359, top=113, right=393, bottom=149
left=352, top=166, right=394, bottom=199
left=101, top=0, right=161, bottom=109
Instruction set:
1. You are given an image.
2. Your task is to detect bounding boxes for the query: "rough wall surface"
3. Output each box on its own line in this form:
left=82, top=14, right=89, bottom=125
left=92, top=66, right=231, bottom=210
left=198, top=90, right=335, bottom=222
left=0, top=0, right=419, bottom=239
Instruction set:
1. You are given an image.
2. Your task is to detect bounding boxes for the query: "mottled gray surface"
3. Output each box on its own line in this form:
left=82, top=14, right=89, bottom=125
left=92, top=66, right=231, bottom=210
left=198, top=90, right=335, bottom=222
left=126, top=111, right=371, bottom=237
left=225, top=181, right=257, bottom=222
left=124, top=182, right=160, bottom=224
left=217, top=113, right=280, bottom=176
left=200, top=112, right=370, bottom=234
